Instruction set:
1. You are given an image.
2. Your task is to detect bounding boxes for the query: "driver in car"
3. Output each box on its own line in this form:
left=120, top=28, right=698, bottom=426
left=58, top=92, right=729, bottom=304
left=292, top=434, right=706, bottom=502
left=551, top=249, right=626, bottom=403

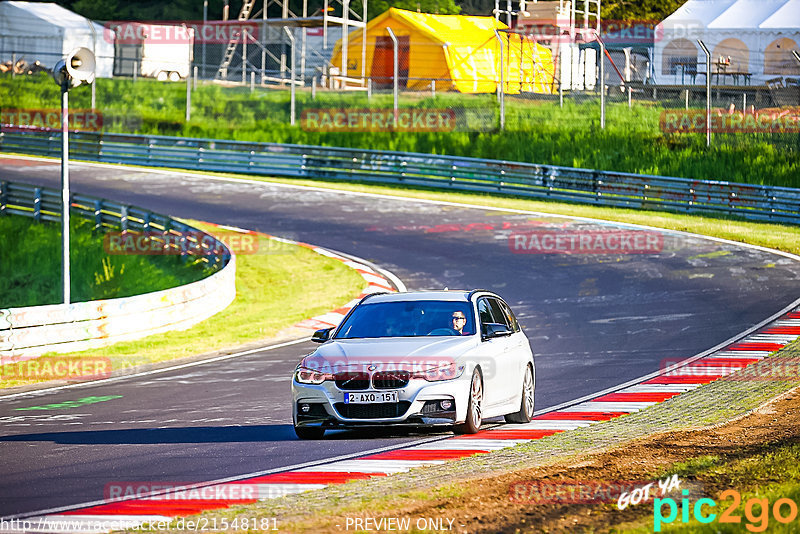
left=451, top=312, right=468, bottom=335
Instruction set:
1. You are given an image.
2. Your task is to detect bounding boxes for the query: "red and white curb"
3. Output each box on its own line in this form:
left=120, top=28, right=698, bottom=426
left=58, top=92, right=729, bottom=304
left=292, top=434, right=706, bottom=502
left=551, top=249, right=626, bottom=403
left=14, top=306, right=800, bottom=532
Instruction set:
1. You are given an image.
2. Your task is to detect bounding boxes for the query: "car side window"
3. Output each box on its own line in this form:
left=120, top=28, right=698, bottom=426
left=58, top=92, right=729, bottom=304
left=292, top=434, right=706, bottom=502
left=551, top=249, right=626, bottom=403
left=477, top=298, right=494, bottom=327
left=497, top=299, right=521, bottom=332
left=487, top=298, right=511, bottom=328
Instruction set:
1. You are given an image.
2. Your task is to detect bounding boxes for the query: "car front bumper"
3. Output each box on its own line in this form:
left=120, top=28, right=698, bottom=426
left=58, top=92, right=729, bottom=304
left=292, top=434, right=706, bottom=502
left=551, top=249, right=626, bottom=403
left=291, top=376, right=470, bottom=428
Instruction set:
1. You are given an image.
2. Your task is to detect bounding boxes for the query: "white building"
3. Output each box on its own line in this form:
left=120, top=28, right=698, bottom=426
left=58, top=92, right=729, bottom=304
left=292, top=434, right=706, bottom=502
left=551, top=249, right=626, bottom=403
left=0, top=1, right=114, bottom=78
left=655, top=0, right=800, bottom=85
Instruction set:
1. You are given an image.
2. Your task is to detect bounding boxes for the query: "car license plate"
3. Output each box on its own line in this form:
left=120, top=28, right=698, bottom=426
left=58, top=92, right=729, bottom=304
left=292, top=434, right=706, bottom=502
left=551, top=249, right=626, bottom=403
left=344, top=391, right=399, bottom=404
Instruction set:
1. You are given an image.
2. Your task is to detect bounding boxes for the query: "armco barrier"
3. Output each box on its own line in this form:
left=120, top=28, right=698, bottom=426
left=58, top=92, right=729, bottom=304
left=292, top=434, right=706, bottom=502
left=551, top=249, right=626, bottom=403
left=0, top=181, right=235, bottom=361
left=2, top=129, right=799, bottom=224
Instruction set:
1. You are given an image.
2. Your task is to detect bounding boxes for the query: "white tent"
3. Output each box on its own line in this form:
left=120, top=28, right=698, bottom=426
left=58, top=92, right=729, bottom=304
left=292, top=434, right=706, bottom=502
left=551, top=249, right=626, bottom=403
left=654, top=0, right=800, bottom=85
left=0, top=1, right=114, bottom=78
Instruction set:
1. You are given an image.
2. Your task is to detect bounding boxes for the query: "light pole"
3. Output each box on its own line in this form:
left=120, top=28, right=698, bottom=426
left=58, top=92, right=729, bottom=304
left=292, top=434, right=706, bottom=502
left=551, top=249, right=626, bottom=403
left=697, top=40, right=711, bottom=147
left=386, top=27, right=399, bottom=128
left=52, top=47, right=96, bottom=305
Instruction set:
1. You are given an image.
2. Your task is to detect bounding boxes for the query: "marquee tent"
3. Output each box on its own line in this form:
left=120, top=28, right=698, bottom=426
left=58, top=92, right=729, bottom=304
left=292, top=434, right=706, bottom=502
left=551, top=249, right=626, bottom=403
left=0, top=1, right=114, bottom=78
left=655, top=0, right=800, bottom=85
left=331, top=8, right=555, bottom=94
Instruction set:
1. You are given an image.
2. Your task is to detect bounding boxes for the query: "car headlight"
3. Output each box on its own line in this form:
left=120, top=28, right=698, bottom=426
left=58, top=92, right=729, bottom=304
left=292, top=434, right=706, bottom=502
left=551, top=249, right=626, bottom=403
left=412, top=363, right=466, bottom=382
left=294, top=366, right=333, bottom=384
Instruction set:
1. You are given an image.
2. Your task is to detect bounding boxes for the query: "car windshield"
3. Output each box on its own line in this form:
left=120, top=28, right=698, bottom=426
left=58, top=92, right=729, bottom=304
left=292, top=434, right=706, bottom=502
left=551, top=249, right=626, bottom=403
left=334, top=300, right=475, bottom=339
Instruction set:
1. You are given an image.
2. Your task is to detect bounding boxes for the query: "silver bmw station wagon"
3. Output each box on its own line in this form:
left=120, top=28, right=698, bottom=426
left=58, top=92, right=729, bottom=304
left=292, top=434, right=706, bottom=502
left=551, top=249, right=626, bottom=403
left=291, top=290, right=535, bottom=439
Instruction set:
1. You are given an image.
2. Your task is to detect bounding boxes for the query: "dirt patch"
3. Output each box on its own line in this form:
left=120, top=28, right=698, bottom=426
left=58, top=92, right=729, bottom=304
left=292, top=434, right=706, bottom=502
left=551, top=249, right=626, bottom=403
left=294, top=387, right=800, bottom=533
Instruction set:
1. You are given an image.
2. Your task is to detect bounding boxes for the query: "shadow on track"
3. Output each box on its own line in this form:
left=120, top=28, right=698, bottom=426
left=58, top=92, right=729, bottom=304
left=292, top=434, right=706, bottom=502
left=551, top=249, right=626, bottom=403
left=0, top=425, right=299, bottom=444
left=0, top=424, right=456, bottom=444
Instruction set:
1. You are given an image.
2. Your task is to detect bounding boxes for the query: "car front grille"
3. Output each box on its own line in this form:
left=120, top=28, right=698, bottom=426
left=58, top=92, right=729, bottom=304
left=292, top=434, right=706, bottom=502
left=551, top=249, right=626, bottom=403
left=373, top=370, right=410, bottom=389
left=334, top=372, right=371, bottom=390
left=334, top=401, right=411, bottom=419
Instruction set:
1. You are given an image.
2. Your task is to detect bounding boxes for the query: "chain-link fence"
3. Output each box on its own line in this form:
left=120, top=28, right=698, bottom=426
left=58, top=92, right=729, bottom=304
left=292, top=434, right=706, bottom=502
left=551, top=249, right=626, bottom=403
left=1, top=18, right=799, bottom=184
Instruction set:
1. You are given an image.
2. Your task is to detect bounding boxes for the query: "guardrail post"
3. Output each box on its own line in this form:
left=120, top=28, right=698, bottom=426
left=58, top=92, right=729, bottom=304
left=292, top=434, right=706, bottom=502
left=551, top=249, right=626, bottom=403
left=94, top=200, right=103, bottom=231
left=0, top=181, right=7, bottom=215
left=49, top=133, right=59, bottom=158
left=143, top=212, right=151, bottom=232
left=120, top=205, right=129, bottom=233
left=33, top=188, right=42, bottom=222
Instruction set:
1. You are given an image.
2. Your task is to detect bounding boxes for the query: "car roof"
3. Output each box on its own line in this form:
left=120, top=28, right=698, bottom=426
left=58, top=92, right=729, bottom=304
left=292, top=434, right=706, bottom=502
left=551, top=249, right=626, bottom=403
left=361, top=290, right=498, bottom=304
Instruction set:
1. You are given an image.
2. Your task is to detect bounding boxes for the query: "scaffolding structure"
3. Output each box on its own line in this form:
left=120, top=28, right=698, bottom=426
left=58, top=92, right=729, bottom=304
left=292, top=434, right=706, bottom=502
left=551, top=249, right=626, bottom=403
left=513, top=0, right=601, bottom=91
left=213, top=0, right=367, bottom=86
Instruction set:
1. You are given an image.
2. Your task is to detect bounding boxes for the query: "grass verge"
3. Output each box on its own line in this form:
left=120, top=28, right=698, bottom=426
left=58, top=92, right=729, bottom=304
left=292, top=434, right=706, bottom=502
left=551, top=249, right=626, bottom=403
left=0, top=222, right=367, bottom=390
left=0, top=215, right=213, bottom=307
left=1, top=73, right=797, bottom=187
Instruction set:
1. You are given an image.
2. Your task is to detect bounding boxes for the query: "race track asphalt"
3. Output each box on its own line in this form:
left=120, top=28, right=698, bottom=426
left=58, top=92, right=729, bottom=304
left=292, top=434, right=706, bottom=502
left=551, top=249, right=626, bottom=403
left=2, top=157, right=799, bottom=517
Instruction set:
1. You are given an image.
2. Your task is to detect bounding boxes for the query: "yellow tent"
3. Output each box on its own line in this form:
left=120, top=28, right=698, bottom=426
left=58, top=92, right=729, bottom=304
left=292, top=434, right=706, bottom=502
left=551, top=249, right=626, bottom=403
left=331, top=8, right=555, bottom=94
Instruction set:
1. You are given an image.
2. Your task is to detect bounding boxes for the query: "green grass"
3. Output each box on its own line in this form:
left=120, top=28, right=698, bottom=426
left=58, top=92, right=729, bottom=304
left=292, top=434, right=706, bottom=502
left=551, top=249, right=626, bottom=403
left=1, top=73, right=798, bottom=188
left=617, top=442, right=800, bottom=533
left=0, top=215, right=213, bottom=307
left=0, top=221, right=367, bottom=389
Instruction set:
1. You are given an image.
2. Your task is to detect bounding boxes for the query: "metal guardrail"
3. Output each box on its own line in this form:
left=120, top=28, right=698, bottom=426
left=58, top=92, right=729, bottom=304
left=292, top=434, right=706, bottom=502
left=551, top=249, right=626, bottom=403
left=1, top=129, right=799, bottom=224
left=0, top=180, right=236, bottom=360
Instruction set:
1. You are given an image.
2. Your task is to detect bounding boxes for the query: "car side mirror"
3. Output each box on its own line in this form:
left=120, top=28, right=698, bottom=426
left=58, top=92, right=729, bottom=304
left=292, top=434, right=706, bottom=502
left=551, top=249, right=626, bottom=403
left=482, top=323, right=513, bottom=340
left=311, top=327, right=334, bottom=343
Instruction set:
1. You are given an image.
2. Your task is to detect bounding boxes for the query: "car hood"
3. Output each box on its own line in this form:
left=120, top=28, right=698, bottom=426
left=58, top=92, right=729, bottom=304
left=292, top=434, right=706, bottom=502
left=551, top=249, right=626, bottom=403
left=301, top=336, right=478, bottom=373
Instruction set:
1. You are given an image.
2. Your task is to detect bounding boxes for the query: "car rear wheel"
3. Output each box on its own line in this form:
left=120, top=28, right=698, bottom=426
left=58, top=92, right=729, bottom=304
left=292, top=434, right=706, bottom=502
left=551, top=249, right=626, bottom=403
left=505, top=364, right=534, bottom=423
left=455, top=369, right=483, bottom=434
left=294, top=425, right=325, bottom=439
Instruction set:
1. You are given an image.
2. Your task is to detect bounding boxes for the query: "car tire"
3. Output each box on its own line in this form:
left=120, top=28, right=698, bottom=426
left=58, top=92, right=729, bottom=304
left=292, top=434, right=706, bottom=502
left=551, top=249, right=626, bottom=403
left=294, top=425, right=325, bottom=439
left=455, top=369, right=483, bottom=434
left=156, top=71, right=168, bottom=82
left=168, top=71, right=181, bottom=82
left=505, top=363, right=535, bottom=424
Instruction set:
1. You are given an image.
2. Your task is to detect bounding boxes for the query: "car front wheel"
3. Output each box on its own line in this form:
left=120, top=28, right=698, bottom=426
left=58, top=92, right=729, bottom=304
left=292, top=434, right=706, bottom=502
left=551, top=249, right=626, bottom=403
left=505, top=363, right=534, bottom=423
left=455, top=369, right=483, bottom=434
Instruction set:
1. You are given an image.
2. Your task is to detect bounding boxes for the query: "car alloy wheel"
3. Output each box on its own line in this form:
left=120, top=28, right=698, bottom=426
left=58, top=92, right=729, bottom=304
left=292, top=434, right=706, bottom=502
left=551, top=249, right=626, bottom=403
left=456, top=369, right=483, bottom=434
left=505, top=364, right=534, bottom=423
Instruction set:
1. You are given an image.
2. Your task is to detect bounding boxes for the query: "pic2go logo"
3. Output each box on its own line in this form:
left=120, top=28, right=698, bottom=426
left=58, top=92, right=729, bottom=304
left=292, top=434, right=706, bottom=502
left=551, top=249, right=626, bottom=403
left=654, top=489, right=800, bottom=532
